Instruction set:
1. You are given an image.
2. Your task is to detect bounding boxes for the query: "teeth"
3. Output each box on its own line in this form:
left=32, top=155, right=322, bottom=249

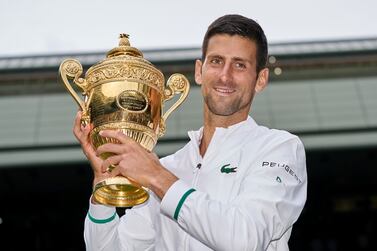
left=215, top=88, right=234, bottom=93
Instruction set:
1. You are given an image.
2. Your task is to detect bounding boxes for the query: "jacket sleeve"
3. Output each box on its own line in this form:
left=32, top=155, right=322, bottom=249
left=160, top=136, right=307, bottom=251
left=84, top=197, right=156, bottom=251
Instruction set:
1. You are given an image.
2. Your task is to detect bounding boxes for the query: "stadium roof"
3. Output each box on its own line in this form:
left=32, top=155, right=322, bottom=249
left=1, top=37, right=377, bottom=71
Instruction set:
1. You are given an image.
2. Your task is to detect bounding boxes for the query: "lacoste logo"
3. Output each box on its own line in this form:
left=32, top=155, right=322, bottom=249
left=220, top=164, right=237, bottom=174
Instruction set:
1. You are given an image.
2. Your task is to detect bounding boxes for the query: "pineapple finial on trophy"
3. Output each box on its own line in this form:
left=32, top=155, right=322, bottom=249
left=119, top=33, right=130, bottom=46
left=106, top=33, right=142, bottom=58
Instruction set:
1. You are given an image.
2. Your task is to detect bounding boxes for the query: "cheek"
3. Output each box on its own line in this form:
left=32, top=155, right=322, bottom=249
left=199, top=72, right=215, bottom=88
left=239, top=79, right=256, bottom=97
left=202, top=67, right=219, bottom=79
left=201, top=83, right=211, bottom=94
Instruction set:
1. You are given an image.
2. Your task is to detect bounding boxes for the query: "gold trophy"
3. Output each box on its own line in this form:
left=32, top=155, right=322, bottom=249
left=58, top=34, right=190, bottom=207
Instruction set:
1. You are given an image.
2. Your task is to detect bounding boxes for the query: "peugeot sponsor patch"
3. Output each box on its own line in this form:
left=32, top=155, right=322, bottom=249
left=262, top=161, right=302, bottom=184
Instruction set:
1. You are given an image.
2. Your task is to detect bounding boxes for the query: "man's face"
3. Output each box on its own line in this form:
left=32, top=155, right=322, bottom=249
left=195, top=34, right=268, bottom=118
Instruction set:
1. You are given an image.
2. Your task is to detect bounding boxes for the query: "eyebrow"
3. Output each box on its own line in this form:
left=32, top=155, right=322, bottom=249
left=232, top=57, right=252, bottom=64
left=207, top=54, right=223, bottom=59
left=207, top=54, right=251, bottom=62
left=205, top=54, right=255, bottom=67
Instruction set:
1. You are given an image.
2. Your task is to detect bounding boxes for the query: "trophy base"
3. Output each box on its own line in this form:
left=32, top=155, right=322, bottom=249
left=93, top=176, right=149, bottom=207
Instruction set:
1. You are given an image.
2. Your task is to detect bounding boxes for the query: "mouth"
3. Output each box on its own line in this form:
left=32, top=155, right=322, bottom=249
left=214, top=87, right=236, bottom=96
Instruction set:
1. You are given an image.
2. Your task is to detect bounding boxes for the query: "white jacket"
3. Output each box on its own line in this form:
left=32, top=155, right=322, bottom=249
left=85, top=116, right=307, bottom=251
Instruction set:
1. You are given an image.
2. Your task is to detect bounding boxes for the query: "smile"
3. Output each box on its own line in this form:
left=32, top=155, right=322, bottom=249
left=214, top=87, right=235, bottom=95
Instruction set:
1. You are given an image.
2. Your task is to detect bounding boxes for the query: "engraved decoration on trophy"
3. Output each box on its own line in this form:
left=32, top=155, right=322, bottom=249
left=58, top=34, right=190, bottom=207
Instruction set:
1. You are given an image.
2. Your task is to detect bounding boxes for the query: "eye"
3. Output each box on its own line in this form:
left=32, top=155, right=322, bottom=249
left=210, top=58, right=222, bottom=65
left=235, top=62, right=246, bottom=69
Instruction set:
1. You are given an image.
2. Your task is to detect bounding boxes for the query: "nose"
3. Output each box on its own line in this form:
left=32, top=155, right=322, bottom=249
left=219, top=63, right=232, bottom=83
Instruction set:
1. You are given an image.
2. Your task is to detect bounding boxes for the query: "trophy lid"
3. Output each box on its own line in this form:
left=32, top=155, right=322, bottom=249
left=85, top=34, right=164, bottom=92
left=106, top=33, right=144, bottom=58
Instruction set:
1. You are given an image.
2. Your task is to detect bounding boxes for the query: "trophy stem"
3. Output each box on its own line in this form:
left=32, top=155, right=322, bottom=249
left=93, top=176, right=149, bottom=207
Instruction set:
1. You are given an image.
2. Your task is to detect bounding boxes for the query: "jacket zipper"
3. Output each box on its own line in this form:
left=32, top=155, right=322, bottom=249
left=192, top=162, right=202, bottom=188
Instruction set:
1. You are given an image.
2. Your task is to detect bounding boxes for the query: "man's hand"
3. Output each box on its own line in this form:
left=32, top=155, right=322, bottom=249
left=96, top=130, right=178, bottom=199
left=73, top=111, right=111, bottom=186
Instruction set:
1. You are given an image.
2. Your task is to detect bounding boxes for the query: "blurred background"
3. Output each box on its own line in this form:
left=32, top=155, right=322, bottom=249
left=1, top=0, right=377, bottom=250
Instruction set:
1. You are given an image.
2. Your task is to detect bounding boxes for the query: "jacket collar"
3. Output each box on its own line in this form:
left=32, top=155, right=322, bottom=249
left=187, top=116, right=258, bottom=148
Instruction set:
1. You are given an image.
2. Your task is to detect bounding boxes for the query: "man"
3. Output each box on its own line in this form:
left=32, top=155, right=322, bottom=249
left=74, top=14, right=307, bottom=250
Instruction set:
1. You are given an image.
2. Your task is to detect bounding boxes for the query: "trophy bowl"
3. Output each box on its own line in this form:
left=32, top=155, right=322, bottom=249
left=58, top=34, right=190, bottom=207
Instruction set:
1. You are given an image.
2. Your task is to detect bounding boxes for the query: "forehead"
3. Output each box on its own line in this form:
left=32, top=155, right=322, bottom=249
left=206, top=34, right=257, bottom=61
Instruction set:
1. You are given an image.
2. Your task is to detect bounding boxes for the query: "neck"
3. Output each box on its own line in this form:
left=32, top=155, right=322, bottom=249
left=199, top=109, right=248, bottom=156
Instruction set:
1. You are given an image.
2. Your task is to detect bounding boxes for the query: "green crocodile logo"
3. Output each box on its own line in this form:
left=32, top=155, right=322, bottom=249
left=220, top=164, right=237, bottom=174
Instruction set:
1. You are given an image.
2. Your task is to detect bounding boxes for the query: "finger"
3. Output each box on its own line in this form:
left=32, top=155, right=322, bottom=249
left=102, top=155, right=123, bottom=173
left=82, top=122, right=92, bottom=136
left=73, top=111, right=83, bottom=138
left=96, top=143, right=126, bottom=156
left=99, top=130, right=134, bottom=144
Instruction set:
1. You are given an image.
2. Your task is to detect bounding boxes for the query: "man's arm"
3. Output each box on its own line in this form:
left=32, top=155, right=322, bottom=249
left=84, top=199, right=157, bottom=251
left=84, top=202, right=119, bottom=250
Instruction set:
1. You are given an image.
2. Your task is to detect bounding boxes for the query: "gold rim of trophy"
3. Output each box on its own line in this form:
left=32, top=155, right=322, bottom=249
left=93, top=176, right=149, bottom=207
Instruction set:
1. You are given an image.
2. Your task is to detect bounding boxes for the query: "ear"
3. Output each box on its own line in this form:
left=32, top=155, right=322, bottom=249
left=194, top=59, right=203, bottom=86
left=255, top=68, right=269, bottom=93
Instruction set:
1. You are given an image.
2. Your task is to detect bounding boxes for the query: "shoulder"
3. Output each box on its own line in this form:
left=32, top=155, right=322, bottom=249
left=243, top=124, right=307, bottom=185
left=252, top=124, right=304, bottom=152
left=252, top=125, right=306, bottom=174
left=242, top=117, right=302, bottom=150
left=255, top=124, right=298, bottom=141
left=244, top=124, right=306, bottom=171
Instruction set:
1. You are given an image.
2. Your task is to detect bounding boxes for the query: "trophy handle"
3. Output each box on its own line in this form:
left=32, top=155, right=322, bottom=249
left=58, top=59, right=90, bottom=124
left=160, top=73, right=190, bottom=136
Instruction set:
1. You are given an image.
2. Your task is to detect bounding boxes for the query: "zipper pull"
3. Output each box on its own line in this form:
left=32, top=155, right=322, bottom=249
left=193, top=163, right=202, bottom=173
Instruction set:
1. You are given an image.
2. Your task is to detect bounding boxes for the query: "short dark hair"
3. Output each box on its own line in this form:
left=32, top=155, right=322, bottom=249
left=202, top=14, right=268, bottom=73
